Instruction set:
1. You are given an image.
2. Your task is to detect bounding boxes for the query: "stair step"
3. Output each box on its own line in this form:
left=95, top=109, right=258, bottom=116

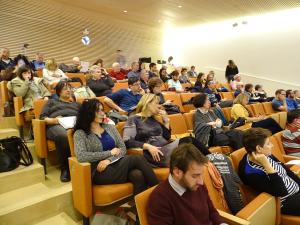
left=0, top=128, right=19, bottom=139
left=34, top=212, right=79, bottom=225
left=0, top=162, right=44, bottom=194
left=0, top=182, right=75, bottom=225
left=0, top=116, right=18, bottom=129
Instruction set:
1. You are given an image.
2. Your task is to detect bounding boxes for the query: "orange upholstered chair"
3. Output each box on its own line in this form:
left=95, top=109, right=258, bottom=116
left=162, top=92, right=184, bottom=112
left=180, top=92, right=197, bottom=112
left=250, top=103, right=266, bottom=116
left=220, top=92, right=235, bottom=100
left=262, top=102, right=276, bottom=115
left=66, top=73, right=87, bottom=85
left=112, top=82, right=128, bottom=92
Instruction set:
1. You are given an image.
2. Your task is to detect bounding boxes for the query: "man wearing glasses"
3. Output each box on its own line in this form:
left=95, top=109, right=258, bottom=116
left=272, top=89, right=288, bottom=111
left=104, top=77, right=144, bottom=114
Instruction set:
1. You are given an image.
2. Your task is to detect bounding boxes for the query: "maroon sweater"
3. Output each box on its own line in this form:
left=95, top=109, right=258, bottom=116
left=147, top=180, right=223, bottom=225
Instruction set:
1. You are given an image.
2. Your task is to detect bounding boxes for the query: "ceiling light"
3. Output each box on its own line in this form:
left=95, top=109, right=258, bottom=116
left=123, top=10, right=128, bottom=13
left=178, top=5, right=182, bottom=8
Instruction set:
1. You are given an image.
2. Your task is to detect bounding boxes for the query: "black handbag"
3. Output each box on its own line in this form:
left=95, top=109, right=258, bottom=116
left=0, top=136, right=33, bottom=172
left=229, top=117, right=246, bottom=129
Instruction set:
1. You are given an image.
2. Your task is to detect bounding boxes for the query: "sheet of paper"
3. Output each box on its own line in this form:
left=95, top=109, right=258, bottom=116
left=58, top=116, right=76, bottom=129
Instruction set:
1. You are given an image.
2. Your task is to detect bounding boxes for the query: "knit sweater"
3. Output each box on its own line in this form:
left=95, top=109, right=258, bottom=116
left=148, top=179, right=224, bottom=225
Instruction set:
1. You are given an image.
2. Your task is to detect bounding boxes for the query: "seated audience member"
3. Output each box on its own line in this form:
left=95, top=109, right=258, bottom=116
left=234, top=82, right=244, bottom=97
left=193, top=93, right=243, bottom=150
left=272, top=89, right=288, bottom=112
left=148, top=77, right=172, bottom=105
left=0, top=48, right=13, bottom=72
left=282, top=109, right=300, bottom=157
left=13, top=54, right=33, bottom=70
left=40, top=81, right=81, bottom=182
left=244, top=83, right=262, bottom=103
left=239, top=128, right=300, bottom=216
left=127, top=61, right=140, bottom=79
left=86, top=65, right=114, bottom=97
left=167, top=70, right=184, bottom=92
left=294, top=90, right=300, bottom=107
left=254, top=84, right=268, bottom=101
left=148, top=63, right=158, bottom=79
left=73, top=98, right=158, bottom=195
left=93, top=58, right=103, bottom=67
left=191, top=73, right=205, bottom=93
left=123, top=94, right=179, bottom=167
left=230, top=74, right=243, bottom=91
left=148, top=143, right=226, bottom=225
left=109, top=62, right=126, bottom=81
left=187, top=65, right=197, bottom=77
left=43, top=59, right=68, bottom=85
left=231, top=93, right=282, bottom=134
left=159, top=67, right=170, bottom=82
left=179, top=68, right=191, bottom=84
left=7, top=66, right=51, bottom=120
left=286, top=89, right=298, bottom=111
left=31, top=52, right=45, bottom=70
left=140, top=69, right=149, bottom=92
left=204, top=80, right=232, bottom=108
left=138, top=61, right=146, bottom=72
left=0, top=65, right=16, bottom=81
left=63, top=57, right=82, bottom=73
left=104, top=77, right=144, bottom=114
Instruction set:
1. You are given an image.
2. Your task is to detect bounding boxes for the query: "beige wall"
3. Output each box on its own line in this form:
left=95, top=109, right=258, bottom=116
left=0, top=0, right=163, bottom=67
left=163, top=9, right=300, bottom=95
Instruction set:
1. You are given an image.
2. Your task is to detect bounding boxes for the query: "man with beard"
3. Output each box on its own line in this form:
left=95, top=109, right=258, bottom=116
left=147, top=143, right=227, bottom=225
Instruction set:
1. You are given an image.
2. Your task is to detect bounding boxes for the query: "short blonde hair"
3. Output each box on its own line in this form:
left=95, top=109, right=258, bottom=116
left=45, top=59, right=58, bottom=71
left=233, top=93, right=249, bottom=105
left=135, top=93, right=160, bottom=114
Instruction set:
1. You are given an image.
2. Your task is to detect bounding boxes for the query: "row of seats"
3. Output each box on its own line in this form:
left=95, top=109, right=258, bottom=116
left=135, top=131, right=300, bottom=225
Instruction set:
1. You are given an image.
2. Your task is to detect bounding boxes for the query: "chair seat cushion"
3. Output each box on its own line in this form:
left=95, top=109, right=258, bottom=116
left=47, top=140, right=56, bottom=151
left=93, top=183, right=133, bottom=206
left=153, top=168, right=169, bottom=181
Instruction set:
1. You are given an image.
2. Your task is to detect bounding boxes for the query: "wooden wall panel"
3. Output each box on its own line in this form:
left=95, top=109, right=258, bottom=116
left=0, top=0, right=163, bottom=67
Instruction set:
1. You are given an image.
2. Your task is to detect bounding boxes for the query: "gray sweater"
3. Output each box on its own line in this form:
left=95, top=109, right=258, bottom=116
left=74, top=124, right=126, bottom=163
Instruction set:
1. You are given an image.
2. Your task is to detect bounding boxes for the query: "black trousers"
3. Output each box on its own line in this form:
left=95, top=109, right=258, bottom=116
left=46, top=125, right=70, bottom=170
left=251, top=118, right=282, bottom=134
left=93, top=155, right=158, bottom=195
left=281, top=192, right=300, bottom=216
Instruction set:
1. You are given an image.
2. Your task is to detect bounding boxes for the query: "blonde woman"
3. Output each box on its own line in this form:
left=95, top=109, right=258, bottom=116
left=43, top=59, right=67, bottom=85
left=231, top=93, right=282, bottom=134
left=123, top=93, right=179, bottom=167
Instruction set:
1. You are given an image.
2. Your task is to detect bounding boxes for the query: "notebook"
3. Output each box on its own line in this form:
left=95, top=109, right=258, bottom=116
left=58, top=116, right=76, bottom=129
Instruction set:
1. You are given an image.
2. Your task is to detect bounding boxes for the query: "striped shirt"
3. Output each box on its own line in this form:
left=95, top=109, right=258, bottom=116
left=282, top=124, right=300, bottom=154
left=247, top=155, right=299, bottom=204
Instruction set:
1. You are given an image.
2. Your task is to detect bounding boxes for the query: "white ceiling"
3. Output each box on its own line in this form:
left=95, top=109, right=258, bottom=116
left=54, top=0, right=300, bottom=27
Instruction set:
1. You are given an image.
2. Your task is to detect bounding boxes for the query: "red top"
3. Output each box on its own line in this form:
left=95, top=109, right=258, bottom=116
left=148, top=179, right=223, bottom=225
left=109, top=69, right=127, bottom=80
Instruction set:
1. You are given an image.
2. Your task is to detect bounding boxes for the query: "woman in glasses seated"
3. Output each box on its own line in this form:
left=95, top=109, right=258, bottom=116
left=73, top=98, right=158, bottom=195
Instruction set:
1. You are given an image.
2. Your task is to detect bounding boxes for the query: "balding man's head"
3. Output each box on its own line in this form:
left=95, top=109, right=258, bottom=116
left=72, top=57, right=80, bottom=65
left=112, top=62, right=121, bottom=72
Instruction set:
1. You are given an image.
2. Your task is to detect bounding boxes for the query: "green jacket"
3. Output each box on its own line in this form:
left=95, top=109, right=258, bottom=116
left=7, top=77, right=51, bottom=112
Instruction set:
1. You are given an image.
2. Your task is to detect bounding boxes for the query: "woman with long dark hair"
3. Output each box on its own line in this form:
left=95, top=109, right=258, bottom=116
left=73, top=98, right=158, bottom=195
left=225, top=59, right=239, bottom=83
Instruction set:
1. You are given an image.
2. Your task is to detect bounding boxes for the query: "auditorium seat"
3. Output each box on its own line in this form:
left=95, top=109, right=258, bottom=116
left=162, top=92, right=184, bottom=112
left=180, top=93, right=197, bottom=113
left=166, top=113, right=190, bottom=138
left=220, top=92, right=235, bottom=100
left=250, top=103, right=266, bottom=117
left=66, top=73, right=86, bottom=85
left=112, top=82, right=128, bottom=92
left=262, top=102, right=276, bottom=115
left=221, top=107, right=232, bottom=122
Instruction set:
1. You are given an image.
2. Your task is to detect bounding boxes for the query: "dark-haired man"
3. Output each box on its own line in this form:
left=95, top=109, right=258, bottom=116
left=104, top=77, right=144, bottom=114
left=272, top=89, right=287, bottom=111
left=148, top=63, right=158, bottom=79
left=148, top=144, right=227, bottom=225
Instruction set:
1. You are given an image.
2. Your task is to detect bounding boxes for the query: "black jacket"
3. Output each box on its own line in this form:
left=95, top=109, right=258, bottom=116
left=0, top=58, right=13, bottom=72
left=225, top=66, right=239, bottom=79
left=87, top=76, right=114, bottom=97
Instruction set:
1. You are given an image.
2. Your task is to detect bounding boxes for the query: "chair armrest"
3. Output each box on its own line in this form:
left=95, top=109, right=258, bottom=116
left=13, top=96, right=25, bottom=126
left=217, top=210, right=250, bottom=225
left=236, top=193, right=277, bottom=225
left=127, top=148, right=143, bottom=155
left=68, top=157, right=93, bottom=218
left=32, top=119, right=48, bottom=158
left=283, top=155, right=300, bottom=162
